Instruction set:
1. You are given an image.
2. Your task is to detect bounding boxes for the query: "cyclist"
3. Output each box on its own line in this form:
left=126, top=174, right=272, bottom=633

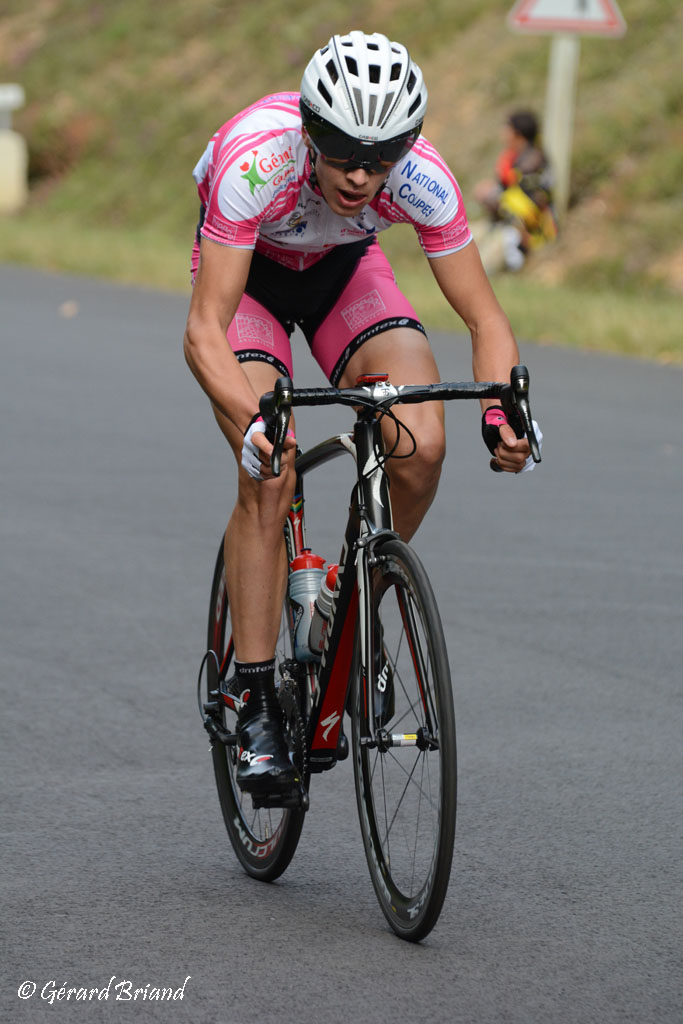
left=184, top=31, right=536, bottom=798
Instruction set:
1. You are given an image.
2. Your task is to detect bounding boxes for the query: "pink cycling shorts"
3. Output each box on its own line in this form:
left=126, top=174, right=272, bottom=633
left=224, top=240, right=425, bottom=386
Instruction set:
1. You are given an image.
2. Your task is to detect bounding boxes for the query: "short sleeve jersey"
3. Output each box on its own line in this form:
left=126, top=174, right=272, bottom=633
left=193, top=92, right=472, bottom=272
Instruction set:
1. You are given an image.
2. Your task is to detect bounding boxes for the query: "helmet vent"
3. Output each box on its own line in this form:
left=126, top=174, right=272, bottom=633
left=353, top=88, right=364, bottom=122
left=390, top=63, right=402, bottom=81
left=408, top=95, right=422, bottom=117
left=345, top=56, right=358, bottom=76
left=326, top=59, right=339, bottom=84
left=317, top=79, right=333, bottom=107
left=367, top=42, right=379, bottom=50
left=369, top=64, right=381, bottom=84
left=407, top=70, right=416, bottom=92
left=379, top=92, right=395, bottom=123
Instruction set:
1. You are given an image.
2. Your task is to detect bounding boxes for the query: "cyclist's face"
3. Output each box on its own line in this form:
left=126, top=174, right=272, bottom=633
left=307, top=142, right=392, bottom=216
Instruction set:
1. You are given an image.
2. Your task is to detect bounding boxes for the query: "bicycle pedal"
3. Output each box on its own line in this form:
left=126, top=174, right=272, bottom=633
left=251, top=783, right=309, bottom=812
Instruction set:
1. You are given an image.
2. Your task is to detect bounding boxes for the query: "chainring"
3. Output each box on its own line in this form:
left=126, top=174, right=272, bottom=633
left=277, top=676, right=309, bottom=786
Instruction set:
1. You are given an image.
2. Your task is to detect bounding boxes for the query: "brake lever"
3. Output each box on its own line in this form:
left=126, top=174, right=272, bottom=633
left=500, top=365, right=542, bottom=465
left=259, top=376, right=293, bottom=478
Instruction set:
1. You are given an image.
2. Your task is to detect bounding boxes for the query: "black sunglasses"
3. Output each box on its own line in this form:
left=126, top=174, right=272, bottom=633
left=303, top=110, right=421, bottom=174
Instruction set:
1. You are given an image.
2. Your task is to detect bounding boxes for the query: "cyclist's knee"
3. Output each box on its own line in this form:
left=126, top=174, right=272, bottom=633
left=419, top=422, right=446, bottom=474
left=386, top=415, right=445, bottom=494
left=237, top=470, right=296, bottom=530
left=403, top=430, right=446, bottom=481
left=395, top=437, right=444, bottom=497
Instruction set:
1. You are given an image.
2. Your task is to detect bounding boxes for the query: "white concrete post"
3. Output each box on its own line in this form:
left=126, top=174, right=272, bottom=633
left=543, top=34, right=581, bottom=223
left=0, top=84, right=29, bottom=214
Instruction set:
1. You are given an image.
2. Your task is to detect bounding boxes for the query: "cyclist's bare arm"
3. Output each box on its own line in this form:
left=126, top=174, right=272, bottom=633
left=428, top=242, right=519, bottom=390
left=428, top=242, right=531, bottom=471
left=184, top=239, right=295, bottom=477
left=184, top=239, right=258, bottom=433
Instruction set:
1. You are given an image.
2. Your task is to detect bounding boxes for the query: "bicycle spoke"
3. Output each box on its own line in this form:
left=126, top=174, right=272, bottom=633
left=396, top=588, right=436, bottom=731
left=382, top=748, right=441, bottom=812
left=380, top=748, right=391, bottom=868
left=379, top=585, right=437, bottom=737
left=410, top=756, right=426, bottom=894
left=381, top=750, right=423, bottom=846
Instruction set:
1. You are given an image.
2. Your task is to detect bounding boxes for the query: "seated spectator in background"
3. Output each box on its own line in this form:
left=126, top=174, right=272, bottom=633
left=473, top=110, right=557, bottom=272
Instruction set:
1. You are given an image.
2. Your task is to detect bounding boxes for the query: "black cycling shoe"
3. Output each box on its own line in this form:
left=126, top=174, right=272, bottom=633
left=235, top=697, right=298, bottom=795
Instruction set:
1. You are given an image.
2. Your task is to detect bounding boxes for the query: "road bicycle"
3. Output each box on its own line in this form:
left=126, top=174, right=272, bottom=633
left=199, top=365, right=540, bottom=941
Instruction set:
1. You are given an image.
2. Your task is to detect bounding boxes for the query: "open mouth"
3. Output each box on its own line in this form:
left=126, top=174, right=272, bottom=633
left=337, top=188, right=367, bottom=208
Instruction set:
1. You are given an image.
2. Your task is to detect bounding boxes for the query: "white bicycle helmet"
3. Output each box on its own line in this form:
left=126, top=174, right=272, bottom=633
left=300, top=31, right=427, bottom=169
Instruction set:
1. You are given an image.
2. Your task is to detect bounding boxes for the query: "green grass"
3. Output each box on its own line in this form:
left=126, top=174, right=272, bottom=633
left=381, top=229, right=683, bottom=364
left=492, top=280, right=682, bottom=364
left=0, top=211, right=192, bottom=293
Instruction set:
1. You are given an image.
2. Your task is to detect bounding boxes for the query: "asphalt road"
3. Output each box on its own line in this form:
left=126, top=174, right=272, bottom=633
left=2, top=265, right=681, bottom=1023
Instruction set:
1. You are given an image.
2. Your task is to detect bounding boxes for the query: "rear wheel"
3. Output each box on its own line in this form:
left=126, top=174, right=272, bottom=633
left=352, top=538, right=456, bottom=941
left=206, top=538, right=306, bottom=881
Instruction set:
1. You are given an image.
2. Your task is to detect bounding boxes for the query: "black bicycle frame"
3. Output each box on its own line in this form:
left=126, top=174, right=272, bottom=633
left=266, top=365, right=541, bottom=768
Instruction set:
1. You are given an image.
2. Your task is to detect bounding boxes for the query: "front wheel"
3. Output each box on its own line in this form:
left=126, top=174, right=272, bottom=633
left=206, top=538, right=306, bottom=882
left=352, top=539, right=456, bottom=941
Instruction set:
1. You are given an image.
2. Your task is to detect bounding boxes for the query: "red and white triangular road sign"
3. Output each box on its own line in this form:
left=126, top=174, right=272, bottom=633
left=508, top=0, right=626, bottom=37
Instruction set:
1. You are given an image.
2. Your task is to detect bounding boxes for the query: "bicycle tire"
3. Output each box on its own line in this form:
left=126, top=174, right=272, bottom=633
left=351, top=538, right=456, bottom=941
left=206, top=538, right=306, bottom=882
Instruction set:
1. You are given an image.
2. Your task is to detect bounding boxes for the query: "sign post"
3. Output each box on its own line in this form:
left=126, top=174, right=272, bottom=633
left=508, top=0, right=626, bottom=222
left=543, top=33, right=581, bottom=221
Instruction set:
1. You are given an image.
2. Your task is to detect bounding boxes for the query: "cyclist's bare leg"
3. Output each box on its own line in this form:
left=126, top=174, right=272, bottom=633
left=338, top=327, right=445, bottom=541
left=212, top=362, right=296, bottom=664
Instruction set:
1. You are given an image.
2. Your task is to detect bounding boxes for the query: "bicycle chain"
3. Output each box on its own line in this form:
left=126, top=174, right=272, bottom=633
left=277, top=674, right=309, bottom=784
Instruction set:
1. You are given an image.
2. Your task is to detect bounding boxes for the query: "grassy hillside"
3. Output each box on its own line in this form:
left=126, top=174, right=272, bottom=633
left=1, top=0, right=682, bottom=361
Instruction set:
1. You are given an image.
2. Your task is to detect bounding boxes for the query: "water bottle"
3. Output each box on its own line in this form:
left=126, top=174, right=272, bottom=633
left=288, top=550, right=325, bottom=662
left=308, top=564, right=339, bottom=656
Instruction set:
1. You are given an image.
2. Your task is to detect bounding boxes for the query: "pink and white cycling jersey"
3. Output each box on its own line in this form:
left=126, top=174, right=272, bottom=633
left=192, top=92, right=472, bottom=273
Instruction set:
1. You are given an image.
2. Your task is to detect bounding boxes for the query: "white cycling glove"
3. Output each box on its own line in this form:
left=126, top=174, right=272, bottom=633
left=242, top=416, right=267, bottom=480
left=241, top=416, right=295, bottom=480
left=521, top=420, right=542, bottom=472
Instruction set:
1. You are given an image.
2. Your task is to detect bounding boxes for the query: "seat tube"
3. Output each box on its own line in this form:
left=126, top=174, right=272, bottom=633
left=284, top=471, right=307, bottom=563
